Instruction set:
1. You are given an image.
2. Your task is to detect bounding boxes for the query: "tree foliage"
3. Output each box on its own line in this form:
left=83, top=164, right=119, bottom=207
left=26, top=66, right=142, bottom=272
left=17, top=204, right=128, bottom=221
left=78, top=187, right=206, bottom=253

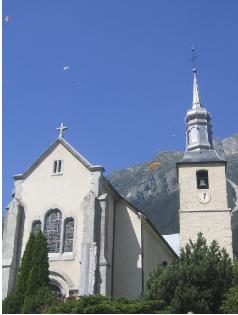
left=2, top=231, right=52, bottom=314
left=2, top=292, right=21, bottom=314
left=22, top=230, right=50, bottom=313
left=16, top=232, right=35, bottom=308
left=21, top=287, right=60, bottom=314
left=221, top=286, right=238, bottom=314
left=144, top=233, right=234, bottom=314
left=46, top=294, right=172, bottom=314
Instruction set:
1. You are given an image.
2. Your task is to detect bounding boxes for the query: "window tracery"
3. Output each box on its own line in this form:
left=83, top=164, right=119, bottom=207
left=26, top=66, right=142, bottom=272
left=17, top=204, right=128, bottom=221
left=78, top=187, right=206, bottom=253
left=45, top=209, right=62, bottom=253
left=63, top=218, right=74, bottom=252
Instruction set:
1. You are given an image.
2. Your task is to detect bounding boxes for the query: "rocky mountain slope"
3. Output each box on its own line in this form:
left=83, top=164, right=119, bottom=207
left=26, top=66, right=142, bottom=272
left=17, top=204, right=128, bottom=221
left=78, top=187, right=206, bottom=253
left=108, top=134, right=238, bottom=257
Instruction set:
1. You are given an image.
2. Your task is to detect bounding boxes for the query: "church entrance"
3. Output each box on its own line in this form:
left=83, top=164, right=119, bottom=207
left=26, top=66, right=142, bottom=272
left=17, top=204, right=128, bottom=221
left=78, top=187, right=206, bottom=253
left=49, top=281, right=65, bottom=300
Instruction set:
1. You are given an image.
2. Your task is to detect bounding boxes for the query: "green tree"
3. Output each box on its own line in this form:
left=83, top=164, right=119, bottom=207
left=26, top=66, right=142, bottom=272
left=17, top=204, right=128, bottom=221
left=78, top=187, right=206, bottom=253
left=221, top=286, right=238, bottom=314
left=2, top=233, right=36, bottom=313
left=21, top=287, right=59, bottom=314
left=144, top=233, right=233, bottom=313
left=2, top=292, right=21, bottom=314
left=232, top=260, right=238, bottom=286
left=22, top=231, right=50, bottom=313
left=221, top=261, right=238, bottom=314
left=16, top=233, right=35, bottom=308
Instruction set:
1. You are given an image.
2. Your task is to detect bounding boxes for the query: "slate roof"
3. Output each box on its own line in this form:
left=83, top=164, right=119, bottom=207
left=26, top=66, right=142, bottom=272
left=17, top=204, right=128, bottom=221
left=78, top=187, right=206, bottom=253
left=177, top=149, right=226, bottom=166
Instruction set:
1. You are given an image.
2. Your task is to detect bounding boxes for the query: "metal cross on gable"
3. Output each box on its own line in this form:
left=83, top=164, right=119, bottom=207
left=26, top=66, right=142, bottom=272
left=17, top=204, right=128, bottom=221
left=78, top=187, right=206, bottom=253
left=57, top=122, right=68, bottom=138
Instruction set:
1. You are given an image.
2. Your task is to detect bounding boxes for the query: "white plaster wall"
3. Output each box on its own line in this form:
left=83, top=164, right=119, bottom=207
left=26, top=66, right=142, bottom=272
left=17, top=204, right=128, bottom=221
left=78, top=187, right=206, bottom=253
left=143, top=223, right=174, bottom=285
left=19, top=143, right=92, bottom=290
left=105, top=194, right=115, bottom=296
left=113, top=200, right=142, bottom=299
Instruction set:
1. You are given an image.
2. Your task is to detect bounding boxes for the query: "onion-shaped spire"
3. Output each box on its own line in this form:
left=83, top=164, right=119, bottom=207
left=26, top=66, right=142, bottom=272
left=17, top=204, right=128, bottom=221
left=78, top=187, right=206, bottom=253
left=184, top=49, right=213, bottom=152
left=178, top=48, right=226, bottom=164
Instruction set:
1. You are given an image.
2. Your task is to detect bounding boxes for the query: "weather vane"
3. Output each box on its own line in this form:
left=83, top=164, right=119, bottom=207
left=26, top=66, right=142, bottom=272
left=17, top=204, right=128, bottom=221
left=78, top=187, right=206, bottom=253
left=190, top=46, right=197, bottom=72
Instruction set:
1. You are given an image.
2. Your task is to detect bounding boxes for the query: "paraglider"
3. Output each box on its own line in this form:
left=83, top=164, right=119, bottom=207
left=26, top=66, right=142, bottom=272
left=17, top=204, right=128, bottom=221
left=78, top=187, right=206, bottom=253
left=63, top=65, right=70, bottom=71
left=146, top=161, right=160, bottom=170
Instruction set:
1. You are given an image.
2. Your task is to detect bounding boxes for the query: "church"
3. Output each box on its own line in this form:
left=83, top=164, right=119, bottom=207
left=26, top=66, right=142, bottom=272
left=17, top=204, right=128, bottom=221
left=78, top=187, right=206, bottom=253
left=2, top=65, right=233, bottom=300
left=2, top=125, right=177, bottom=300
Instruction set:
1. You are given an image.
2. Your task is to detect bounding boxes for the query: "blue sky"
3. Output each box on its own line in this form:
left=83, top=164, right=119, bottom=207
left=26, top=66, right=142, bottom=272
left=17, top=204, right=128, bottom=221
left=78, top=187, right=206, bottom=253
left=3, top=0, right=238, bottom=209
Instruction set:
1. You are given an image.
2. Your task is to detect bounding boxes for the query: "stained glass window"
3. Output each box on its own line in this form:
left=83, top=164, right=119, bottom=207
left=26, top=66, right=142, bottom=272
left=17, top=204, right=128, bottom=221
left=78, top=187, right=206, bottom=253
left=63, top=218, right=74, bottom=252
left=45, top=209, right=62, bottom=253
left=32, top=220, right=42, bottom=235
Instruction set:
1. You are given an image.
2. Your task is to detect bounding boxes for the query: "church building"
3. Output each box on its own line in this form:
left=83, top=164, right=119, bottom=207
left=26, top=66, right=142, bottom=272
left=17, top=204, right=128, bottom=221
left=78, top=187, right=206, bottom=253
left=2, top=124, right=177, bottom=300
left=2, top=60, right=233, bottom=300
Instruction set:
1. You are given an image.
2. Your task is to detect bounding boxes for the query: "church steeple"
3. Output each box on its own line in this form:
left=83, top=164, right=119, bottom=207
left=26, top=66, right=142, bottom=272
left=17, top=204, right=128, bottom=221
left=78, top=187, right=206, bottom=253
left=192, top=69, right=201, bottom=109
left=185, top=55, right=213, bottom=152
left=177, top=50, right=232, bottom=258
left=177, top=49, right=226, bottom=164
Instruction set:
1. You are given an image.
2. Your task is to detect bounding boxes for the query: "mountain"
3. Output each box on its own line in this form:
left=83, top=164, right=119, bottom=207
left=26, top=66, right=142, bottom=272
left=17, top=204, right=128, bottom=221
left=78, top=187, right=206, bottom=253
left=108, top=134, right=238, bottom=257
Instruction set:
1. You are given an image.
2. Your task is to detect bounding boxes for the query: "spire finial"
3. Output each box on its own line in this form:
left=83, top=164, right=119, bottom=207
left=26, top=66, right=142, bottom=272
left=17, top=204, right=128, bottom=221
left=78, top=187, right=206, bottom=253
left=191, top=46, right=197, bottom=72
left=57, top=123, right=68, bottom=138
left=190, top=47, right=201, bottom=108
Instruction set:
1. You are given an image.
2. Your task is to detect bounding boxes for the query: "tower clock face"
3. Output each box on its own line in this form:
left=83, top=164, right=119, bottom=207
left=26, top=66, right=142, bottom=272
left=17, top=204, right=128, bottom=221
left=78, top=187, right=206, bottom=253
left=198, top=191, right=211, bottom=204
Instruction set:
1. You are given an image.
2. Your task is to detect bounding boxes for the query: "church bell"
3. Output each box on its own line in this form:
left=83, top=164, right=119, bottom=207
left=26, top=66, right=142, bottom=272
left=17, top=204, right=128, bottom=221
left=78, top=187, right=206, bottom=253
left=198, top=179, right=208, bottom=189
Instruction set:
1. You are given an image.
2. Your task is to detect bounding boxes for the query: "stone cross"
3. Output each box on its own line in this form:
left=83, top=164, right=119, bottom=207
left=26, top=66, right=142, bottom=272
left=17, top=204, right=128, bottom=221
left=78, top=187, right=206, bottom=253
left=57, top=123, right=68, bottom=138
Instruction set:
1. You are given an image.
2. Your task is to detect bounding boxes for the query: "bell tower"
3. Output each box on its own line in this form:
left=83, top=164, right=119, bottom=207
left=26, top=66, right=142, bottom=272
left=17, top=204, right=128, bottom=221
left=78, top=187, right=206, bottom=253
left=177, top=52, right=233, bottom=257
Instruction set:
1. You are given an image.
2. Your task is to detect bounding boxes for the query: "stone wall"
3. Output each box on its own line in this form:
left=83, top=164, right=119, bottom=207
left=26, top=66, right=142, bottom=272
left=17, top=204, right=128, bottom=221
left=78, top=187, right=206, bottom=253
left=179, top=163, right=233, bottom=258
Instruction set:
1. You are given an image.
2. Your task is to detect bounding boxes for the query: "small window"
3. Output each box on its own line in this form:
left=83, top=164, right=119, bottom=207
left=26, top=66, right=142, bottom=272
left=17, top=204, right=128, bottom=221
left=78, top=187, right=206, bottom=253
left=53, top=160, right=63, bottom=174
left=197, top=170, right=209, bottom=189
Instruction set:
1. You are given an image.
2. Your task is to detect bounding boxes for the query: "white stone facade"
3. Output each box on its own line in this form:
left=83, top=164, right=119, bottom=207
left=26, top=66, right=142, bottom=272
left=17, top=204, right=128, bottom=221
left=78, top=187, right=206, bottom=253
left=2, top=137, right=176, bottom=299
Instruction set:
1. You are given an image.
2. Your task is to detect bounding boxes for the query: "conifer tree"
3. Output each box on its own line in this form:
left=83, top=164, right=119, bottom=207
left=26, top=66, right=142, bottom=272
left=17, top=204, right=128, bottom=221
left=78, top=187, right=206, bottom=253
left=144, top=233, right=233, bottom=314
left=22, top=230, right=49, bottom=313
left=16, top=232, right=35, bottom=307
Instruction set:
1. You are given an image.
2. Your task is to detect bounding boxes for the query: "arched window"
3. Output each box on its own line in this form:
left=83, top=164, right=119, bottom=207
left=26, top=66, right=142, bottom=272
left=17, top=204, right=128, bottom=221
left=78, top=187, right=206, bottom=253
left=63, top=218, right=74, bottom=252
left=197, top=170, right=209, bottom=189
left=45, top=209, right=62, bottom=253
left=32, top=220, right=42, bottom=235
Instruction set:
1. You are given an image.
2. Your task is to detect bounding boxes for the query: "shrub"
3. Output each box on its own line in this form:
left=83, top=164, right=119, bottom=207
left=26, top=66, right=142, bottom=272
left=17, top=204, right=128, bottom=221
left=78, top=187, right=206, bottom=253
left=46, top=295, right=172, bottom=314
left=20, top=287, right=59, bottom=314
